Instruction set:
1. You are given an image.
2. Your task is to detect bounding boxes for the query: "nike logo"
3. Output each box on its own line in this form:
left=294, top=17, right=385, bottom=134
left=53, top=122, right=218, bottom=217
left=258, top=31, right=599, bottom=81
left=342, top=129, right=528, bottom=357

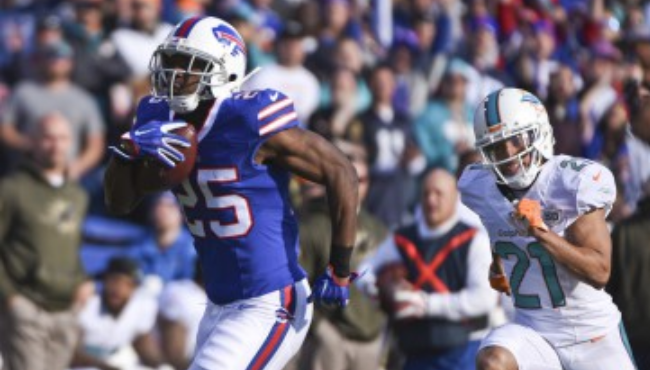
left=135, top=128, right=156, bottom=136
left=592, top=170, right=602, bottom=182
left=269, top=92, right=279, bottom=102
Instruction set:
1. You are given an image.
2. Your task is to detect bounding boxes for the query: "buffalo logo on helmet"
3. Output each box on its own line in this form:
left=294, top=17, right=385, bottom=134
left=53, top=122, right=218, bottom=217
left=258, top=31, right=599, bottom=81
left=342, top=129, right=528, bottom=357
left=212, top=25, right=246, bottom=57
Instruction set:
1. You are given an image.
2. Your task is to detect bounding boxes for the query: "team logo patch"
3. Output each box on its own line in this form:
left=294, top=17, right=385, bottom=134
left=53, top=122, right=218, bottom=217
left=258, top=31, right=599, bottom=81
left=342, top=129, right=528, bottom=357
left=212, top=25, right=246, bottom=56
left=542, top=208, right=563, bottom=227
left=520, top=94, right=541, bottom=104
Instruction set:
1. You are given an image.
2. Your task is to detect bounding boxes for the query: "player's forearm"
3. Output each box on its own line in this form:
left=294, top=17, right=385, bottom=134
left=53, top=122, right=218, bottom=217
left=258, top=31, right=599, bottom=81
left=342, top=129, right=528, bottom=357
left=325, top=161, right=359, bottom=247
left=530, top=228, right=610, bottom=289
left=103, top=158, right=142, bottom=215
left=324, top=160, right=358, bottom=278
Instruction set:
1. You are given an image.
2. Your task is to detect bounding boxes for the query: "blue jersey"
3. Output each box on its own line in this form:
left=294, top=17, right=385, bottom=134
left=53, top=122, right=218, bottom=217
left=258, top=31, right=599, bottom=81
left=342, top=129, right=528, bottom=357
left=134, top=89, right=306, bottom=304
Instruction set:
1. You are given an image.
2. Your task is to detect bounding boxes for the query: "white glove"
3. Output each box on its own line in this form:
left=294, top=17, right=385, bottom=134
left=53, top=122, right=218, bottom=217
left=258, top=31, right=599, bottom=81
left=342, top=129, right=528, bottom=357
left=393, top=290, right=428, bottom=320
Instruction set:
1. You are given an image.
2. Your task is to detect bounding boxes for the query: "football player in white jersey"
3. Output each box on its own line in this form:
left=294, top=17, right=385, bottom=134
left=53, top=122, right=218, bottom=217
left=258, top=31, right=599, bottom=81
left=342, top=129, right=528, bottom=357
left=458, top=88, right=637, bottom=370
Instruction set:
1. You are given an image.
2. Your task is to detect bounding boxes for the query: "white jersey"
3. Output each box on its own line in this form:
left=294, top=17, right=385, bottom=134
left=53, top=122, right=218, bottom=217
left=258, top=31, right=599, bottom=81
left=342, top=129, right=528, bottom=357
left=459, top=155, right=621, bottom=347
left=77, top=289, right=158, bottom=360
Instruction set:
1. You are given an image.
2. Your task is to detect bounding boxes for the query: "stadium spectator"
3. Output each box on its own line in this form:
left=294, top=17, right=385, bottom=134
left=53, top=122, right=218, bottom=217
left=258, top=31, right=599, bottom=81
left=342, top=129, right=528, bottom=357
left=608, top=184, right=650, bottom=370
left=128, top=192, right=196, bottom=296
left=0, top=112, right=92, bottom=370
left=296, top=143, right=389, bottom=370
left=414, top=58, right=474, bottom=173
left=579, top=40, right=621, bottom=147
left=359, top=168, right=497, bottom=370
left=0, top=13, right=65, bottom=86
left=157, top=262, right=206, bottom=370
left=623, top=78, right=650, bottom=215
left=111, top=0, right=173, bottom=80
left=71, top=256, right=169, bottom=370
left=65, top=0, right=132, bottom=123
left=246, top=21, right=320, bottom=124
left=306, top=0, right=363, bottom=79
left=356, top=64, right=425, bottom=228
left=321, top=37, right=371, bottom=114
left=0, top=40, right=105, bottom=179
left=308, top=67, right=360, bottom=141
left=545, top=64, right=583, bottom=157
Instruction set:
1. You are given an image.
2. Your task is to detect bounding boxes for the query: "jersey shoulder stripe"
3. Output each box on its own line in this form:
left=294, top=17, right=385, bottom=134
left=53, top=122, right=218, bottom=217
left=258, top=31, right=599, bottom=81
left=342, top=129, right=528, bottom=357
left=228, top=89, right=299, bottom=137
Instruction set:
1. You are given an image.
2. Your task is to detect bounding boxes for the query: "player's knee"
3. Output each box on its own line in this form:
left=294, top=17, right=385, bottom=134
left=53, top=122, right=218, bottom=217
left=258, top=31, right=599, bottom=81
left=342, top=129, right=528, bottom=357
left=476, top=346, right=517, bottom=370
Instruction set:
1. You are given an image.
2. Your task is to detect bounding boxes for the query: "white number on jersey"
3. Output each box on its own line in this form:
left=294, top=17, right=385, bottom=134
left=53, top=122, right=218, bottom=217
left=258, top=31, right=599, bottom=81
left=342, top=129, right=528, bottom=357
left=496, top=241, right=566, bottom=309
left=177, top=168, right=253, bottom=239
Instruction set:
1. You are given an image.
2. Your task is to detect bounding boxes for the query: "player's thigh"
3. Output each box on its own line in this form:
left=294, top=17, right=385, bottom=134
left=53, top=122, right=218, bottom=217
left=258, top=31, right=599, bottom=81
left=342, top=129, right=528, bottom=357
left=479, top=323, right=563, bottom=370
left=189, top=279, right=312, bottom=370
left=559, top=322, right=637, bottom=370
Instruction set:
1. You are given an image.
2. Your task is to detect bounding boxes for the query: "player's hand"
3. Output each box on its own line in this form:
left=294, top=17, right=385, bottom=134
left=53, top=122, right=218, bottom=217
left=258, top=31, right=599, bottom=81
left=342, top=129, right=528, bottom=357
left=109, top=120, right=191, bottom=168
left=393, top=289, right=427, bottom=320
left=310, top=267, right=359, bottom=307
left=513, top=198, right=548, bottom=232
left=489, top=254, right=511, bottom=296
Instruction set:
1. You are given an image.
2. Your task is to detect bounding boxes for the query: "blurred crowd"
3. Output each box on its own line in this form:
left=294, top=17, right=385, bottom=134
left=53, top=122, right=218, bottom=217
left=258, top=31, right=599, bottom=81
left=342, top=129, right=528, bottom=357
left=1, top=0, right=650, bottom=369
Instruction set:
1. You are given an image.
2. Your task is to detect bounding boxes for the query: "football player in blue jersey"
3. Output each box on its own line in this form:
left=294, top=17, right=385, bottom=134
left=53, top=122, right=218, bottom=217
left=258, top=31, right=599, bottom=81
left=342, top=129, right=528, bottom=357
left=103, top=16, right=359, bottom=370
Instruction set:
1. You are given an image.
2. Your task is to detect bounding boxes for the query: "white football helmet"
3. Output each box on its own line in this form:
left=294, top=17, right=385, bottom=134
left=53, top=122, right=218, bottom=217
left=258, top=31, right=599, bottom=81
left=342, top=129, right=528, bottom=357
left=473, top=88, right=555, bottom=189
left=149, top=16, right=254, bottom=113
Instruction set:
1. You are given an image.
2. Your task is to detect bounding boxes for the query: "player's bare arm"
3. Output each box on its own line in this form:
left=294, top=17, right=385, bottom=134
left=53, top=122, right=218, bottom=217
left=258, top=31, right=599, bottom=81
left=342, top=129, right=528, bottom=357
left=103, top=158, right=144, bottom=215
left=489, top=252, right=511, bottom=295
left=104, top=120, right=192, bottom=215
left=256, top=127, right=359, bottom=278
left=529, top=208, right=611, bottom=289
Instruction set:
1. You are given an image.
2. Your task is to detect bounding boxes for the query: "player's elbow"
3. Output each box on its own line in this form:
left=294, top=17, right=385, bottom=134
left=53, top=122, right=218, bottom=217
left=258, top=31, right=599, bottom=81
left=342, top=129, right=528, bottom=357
left=331, top=157, right=359, bottom=195
left=344, top=161, right=360, bottom=201
left=587, top=264, right=610, bottom=290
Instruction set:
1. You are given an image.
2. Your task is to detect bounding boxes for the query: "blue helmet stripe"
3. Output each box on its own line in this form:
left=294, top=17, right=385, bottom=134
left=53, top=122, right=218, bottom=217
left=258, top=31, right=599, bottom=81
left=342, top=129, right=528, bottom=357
left=484, top=91, right=501, bottom=127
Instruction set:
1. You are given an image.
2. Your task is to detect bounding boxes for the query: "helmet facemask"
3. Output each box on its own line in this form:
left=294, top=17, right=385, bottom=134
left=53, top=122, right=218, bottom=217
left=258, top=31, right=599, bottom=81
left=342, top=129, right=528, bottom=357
left=149, top=46, right=229, bottom=113
left=477, top=126, right=545, bottom=189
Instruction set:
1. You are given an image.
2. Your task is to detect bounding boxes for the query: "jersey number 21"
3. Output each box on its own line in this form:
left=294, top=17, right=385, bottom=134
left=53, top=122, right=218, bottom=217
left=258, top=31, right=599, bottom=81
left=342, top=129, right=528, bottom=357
left=495, top=241, right=567, bottom=309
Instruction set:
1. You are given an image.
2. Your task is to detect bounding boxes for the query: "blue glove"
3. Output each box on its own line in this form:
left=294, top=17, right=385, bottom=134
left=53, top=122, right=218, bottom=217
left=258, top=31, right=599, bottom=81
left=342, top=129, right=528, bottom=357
left=109, top=121, right=191, bottom=168
left=310, top=267, right=359, bottom=307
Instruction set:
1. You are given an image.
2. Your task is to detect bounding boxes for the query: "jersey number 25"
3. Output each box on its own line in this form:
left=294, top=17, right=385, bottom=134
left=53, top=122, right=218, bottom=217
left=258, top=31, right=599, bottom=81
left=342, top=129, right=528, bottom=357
left=176, top=168, right=253, bottom=239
